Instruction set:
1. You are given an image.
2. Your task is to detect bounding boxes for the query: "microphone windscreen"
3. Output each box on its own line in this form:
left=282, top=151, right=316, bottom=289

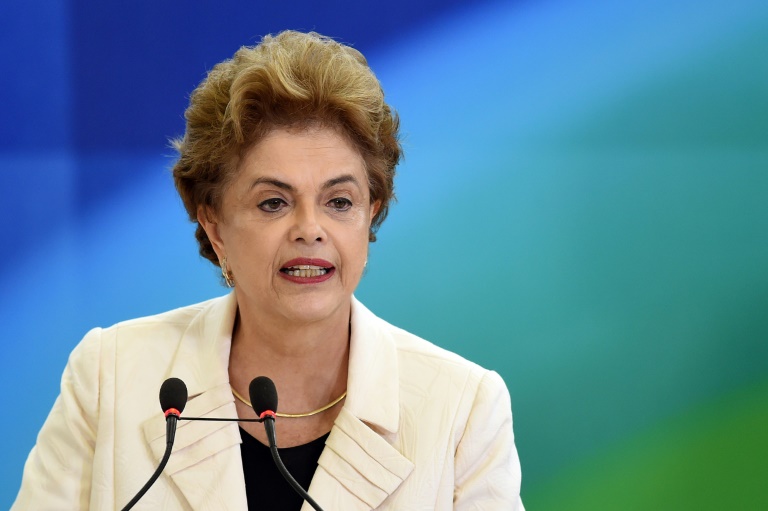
left=249, top=376, right=278, bottom=415
left=159, top=377, right=188, bottom=413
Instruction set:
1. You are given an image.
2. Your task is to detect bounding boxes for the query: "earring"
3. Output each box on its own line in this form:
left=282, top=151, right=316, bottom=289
left=221, top=257, right=235, bottom=288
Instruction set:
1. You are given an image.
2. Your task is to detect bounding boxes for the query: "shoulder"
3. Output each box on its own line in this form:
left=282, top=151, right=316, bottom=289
left=352, top=297, right=508, bottom=411
left=348, top=299, right=521, bottom=507
left=391, top=320, right=508, bottom=412
left=66, top=294, right=232, bottom=381
left=78, top=294, right=230, bottom=350
left=359, top=299, right=495, bottom=380
left=102, top=295, right=226, bottom=336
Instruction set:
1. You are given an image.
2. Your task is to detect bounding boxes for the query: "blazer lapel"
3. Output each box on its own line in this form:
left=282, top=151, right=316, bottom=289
left=305, top=409, right=414, bottom=510
left=139, top=294, right=414, bottom=510
left=302, top=298, right=414, bottom=510
left=141, top=292, right=248, bottom=510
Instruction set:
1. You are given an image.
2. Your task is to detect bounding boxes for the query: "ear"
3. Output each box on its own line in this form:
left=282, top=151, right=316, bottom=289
left=197, top=205, right=226, bottom=261
left=370, top=200, right=382, bottom=223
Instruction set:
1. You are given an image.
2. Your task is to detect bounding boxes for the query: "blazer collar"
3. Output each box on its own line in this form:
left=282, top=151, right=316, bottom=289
left=141, top=292, right=246, bottom=510
left=141, top=293, right=413, bottom=510
left=149, top=292, right=401, bottom=429
left=302, top=297, right=414, bottom=509
left=170, top=291, right=237, bottom=396
left=344, top=296, right=401, bottom=434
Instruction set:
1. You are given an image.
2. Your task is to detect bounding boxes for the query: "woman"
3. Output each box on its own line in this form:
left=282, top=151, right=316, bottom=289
left=13, top=31, right=524, bottom=510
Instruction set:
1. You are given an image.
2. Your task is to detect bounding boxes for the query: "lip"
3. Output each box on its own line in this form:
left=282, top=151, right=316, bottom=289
left=281, top=258, right=334, bottom=269
left=279, top=257, right=335, bottom=285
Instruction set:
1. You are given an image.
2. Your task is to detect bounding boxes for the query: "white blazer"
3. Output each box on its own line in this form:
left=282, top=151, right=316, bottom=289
left=13, top=293, right=524, bottom=510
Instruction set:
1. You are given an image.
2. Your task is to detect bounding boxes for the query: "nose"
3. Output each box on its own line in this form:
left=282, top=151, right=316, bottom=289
left=290, top=203, right=325, bottom=243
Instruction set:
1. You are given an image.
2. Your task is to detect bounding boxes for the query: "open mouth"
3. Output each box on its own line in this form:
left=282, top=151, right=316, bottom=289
left=280, top=265, right=332, bottom=278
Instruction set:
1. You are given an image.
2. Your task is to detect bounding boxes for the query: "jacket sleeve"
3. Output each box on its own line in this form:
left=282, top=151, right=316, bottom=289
left=453, top=370, right=525, bottom=510
left=12, top=328, right=102, bottom=510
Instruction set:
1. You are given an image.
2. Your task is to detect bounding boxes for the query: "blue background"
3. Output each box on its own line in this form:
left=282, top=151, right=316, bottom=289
left=2, top=0, right=768, bottom=508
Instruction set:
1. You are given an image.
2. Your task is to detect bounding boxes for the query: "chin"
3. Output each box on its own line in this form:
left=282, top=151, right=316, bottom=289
left=278, top=293, right=350, bottom=325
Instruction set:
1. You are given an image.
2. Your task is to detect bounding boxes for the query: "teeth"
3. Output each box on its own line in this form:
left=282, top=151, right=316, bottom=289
left=286, top=268, right=328, bottom=277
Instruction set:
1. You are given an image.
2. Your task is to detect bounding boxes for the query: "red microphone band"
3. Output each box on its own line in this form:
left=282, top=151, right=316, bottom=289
left=164, top=408, right=181, bottom=418
left=259, top=410, right=276, bottom=420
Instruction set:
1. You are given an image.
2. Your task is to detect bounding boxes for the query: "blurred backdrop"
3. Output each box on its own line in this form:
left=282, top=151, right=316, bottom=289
left=1, top=0, right=767, bottom=508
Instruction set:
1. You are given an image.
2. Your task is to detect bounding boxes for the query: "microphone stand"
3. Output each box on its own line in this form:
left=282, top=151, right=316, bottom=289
left=262, top=415, right=325, bottom=511
left=120, top=411, right=179, bottom=511
left=127, top=376, right=325, bottom=511
left=178, top=414, right=326, bottom=511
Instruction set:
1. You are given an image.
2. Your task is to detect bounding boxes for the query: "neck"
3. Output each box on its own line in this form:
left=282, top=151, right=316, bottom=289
left=228, top=296, right=351, bottom=414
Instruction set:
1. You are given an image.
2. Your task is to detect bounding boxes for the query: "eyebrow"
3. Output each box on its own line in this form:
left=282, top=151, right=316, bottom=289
left=248, top=174, right=361, bottom=192
left=249, top=177, right=295, bottom=192
left=322, top=174, right=361, bottom=190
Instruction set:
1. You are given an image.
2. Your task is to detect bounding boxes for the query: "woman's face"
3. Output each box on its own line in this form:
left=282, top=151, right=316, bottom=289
left=200, top=127, right=378, bottom=326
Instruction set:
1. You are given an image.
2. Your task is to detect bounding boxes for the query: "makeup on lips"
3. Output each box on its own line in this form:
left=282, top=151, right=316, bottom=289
left=279, top=258, right=335, bottom=284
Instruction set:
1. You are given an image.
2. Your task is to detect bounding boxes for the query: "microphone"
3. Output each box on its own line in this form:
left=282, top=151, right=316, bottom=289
left=250, top=377, right=325, bottom=511
left=249, top=376, right=278, bottom=418
left=159, top=377, right=188, bottom=446
left=121, top=378, right=188, bottom=511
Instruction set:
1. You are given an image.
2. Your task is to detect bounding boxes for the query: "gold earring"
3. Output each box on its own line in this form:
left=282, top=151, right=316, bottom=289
left=221, top=257, right=235, bottom=287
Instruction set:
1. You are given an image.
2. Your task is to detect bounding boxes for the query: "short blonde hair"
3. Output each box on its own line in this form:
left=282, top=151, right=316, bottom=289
left=172, top=30, right=401, bottom=267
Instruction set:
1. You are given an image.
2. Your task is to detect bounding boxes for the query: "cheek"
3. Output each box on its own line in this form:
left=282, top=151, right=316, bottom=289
left=222, top=223, right=274, bottom=267
left=336, top=225, right=370, bottom=270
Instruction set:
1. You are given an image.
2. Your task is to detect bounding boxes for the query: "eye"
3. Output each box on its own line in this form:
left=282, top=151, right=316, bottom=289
left=258, top=198, right=287, bottom=212
left=327, top=198, right=352, bottom=211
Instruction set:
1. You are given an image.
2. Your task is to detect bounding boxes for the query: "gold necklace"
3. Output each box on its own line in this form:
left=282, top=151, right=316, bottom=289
left=231, top=385, right=347, bottom=418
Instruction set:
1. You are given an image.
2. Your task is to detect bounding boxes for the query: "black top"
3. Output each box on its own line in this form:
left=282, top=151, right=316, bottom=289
left=239, top=426, right=329, bottom=510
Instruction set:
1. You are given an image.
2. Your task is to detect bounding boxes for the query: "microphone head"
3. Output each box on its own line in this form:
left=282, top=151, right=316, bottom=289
left=249, top=376, right=278, bottom=416
left=159, top=377, right=188, bottom=414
